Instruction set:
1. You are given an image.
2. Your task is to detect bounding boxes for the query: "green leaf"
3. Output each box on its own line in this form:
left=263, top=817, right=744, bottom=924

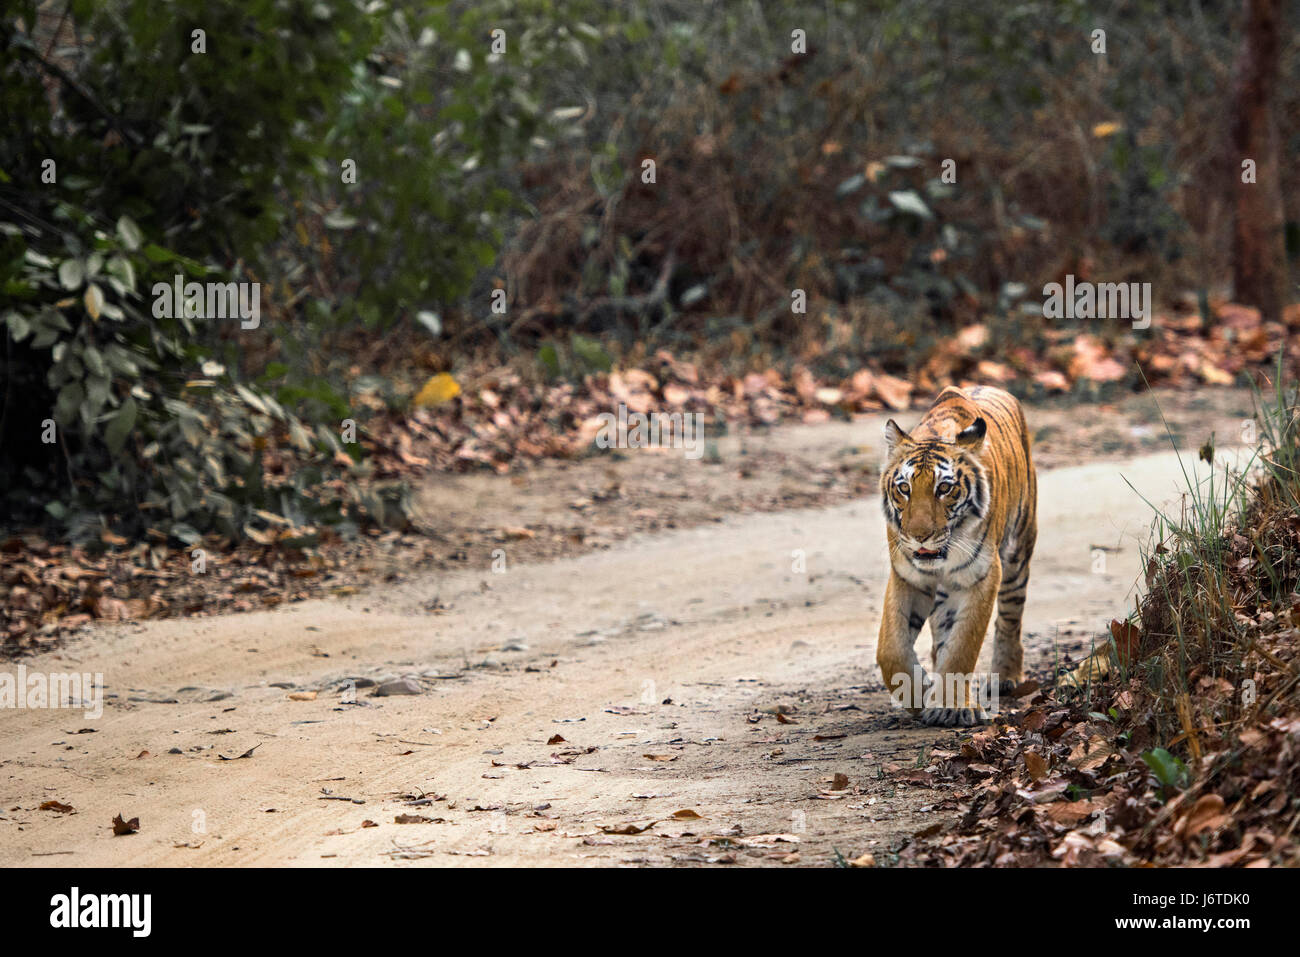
left=415, top=311, right=442, bottom=337
left=170, top=522, right=202, bottom=546
left=85, top=375, right=111, bottom=418
left=31, top=323, right=61, bottom=349
left=5, top=312, right=32, bottom=342
left=106, top=255, right=136, bottom=290
left=116, top=215, right=143, bottom=251
left=58, top=259, right=85, bottom=290
left=55, top=381, right=84, bottom=425
left=324, top=210, right=358, bottom=230
left=835, top=173, right=865, bottom=197
left=234, top=383, right=271, bottom=415
left=1141, top=748, right=1188, bottom=792
left=570, top=333, right=611, bottom=373
left=105, top=397, right=138, bottom=455
left=105, top=344, right=141, bottom=376
left=887, top=190, right=933, bottom=220
left=537, top=342, right=560, bottom=377
left=83, top=344, right=107, bottom=378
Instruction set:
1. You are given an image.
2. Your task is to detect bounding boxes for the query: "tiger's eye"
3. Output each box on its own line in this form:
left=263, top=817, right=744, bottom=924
left=897, top=482, right=910, bottom=497
left=936, top=481, right=952, bottom=496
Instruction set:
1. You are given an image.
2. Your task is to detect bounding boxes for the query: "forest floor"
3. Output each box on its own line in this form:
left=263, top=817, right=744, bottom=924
left=0, top=387, right=1258, bottom=866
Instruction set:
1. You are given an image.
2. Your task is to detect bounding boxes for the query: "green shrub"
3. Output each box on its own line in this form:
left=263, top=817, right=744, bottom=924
left=1, top=2, right=395, bottom=539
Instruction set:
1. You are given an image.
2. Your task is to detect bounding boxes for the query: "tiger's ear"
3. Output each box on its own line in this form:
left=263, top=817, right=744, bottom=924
left=884, top=419, right=910, bottom=452
left=956, top=416, right=987, bottom=450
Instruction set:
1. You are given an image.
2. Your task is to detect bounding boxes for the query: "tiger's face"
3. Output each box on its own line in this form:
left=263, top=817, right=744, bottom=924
left=881, top=417, right=989, bottom=569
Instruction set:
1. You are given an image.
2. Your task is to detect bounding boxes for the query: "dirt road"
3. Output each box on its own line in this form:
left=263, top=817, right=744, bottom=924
left=0, top=414, right=1242, bottom=867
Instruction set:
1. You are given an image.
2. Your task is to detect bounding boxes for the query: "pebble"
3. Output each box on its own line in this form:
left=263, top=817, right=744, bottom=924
left=373, top=677, right=422, bottom=696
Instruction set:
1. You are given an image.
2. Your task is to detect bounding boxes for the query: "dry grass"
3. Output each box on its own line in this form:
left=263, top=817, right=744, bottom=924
left=1130, top=359, right=1300, bottom=754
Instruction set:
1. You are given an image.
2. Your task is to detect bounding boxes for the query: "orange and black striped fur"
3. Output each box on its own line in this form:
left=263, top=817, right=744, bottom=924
left=877, top=385, right=1037, bottom=726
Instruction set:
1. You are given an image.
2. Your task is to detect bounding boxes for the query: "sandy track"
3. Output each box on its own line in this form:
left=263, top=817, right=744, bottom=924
left=0, top=443, right=1231, bottom=867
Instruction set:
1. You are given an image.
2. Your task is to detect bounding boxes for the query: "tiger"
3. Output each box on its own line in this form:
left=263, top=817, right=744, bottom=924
left=876, top=384, right=1037, bottom=727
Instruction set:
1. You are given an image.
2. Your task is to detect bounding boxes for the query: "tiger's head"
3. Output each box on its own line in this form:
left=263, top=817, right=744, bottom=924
left=880, top=416, right=989, bottom=568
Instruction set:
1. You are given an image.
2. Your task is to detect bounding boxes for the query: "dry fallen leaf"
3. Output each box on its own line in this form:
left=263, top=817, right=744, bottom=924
left=217, top=743, right=261, bottom=761
left=871, top=373, right=914, bottom=411
left=1067, top=647, right=1112, bottom=686
left=1045, top=800, right=1098, bottom=826
left=1052, top=830, right=1095, bottom=865
left=112, top=813, right=140, bottom=836
left=1024, top=751, right=1048, bottom=782
left=601, top=821, right=657, bottom=835
left=1067, top=734, right=1115, bottom=771
left=1179, top=794, right=1228, bottom=840
left=1033, top=370, right=1070, bottom=392
left=732, top=833, right=800, bottom=847
left=1109, top=618, right=1143, bottom=666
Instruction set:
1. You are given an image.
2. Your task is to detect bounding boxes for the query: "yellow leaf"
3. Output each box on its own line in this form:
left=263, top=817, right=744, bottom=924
left=84, top=283, right=104, bottom=320
left=413, top=372, right=461, bottom=408
left=1092, top=122, right=1122, bottom=138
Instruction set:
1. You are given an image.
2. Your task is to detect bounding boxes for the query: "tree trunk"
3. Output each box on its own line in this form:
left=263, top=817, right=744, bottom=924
left=1230, top=0, right=1289, bottom=323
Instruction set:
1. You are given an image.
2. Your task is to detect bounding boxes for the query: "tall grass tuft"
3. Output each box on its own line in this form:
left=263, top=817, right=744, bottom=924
left=1125, top=353, right=1300, bottom=759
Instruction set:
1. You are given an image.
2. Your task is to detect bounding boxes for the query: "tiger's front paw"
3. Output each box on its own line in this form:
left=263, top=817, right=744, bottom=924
left=919, top=705, right=989, bottom=727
